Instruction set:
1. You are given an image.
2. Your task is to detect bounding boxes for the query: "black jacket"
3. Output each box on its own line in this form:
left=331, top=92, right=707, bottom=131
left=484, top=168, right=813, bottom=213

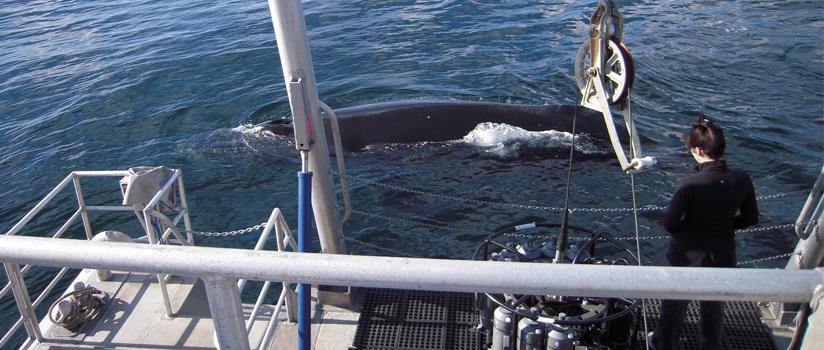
left=663, top=160, right=758, bottom=265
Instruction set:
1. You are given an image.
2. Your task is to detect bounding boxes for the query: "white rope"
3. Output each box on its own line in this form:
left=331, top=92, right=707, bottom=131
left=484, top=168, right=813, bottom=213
left=629, top=173, right=651, bottom=348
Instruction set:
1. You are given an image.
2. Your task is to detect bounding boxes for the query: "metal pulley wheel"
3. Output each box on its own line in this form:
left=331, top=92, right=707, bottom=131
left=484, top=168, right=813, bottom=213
left=574, top=38, right=635, bottom=105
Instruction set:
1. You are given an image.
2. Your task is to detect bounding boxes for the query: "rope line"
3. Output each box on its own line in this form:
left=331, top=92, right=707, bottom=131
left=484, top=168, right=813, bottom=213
left=623, top=93, right=650, bottom=347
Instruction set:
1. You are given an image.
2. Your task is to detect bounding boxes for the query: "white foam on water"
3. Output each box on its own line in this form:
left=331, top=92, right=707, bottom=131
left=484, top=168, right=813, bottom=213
left=231, top=124, right=274, bottom=138
left=461, top=122, right=602, bottom=157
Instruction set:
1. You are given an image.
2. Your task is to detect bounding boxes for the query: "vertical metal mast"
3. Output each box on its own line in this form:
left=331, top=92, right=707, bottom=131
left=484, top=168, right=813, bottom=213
left=266, top=0, right=346, bottom=255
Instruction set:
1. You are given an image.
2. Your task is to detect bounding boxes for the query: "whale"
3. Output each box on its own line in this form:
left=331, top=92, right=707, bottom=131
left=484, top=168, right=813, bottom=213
left=259, top=100, right=641, bottom=152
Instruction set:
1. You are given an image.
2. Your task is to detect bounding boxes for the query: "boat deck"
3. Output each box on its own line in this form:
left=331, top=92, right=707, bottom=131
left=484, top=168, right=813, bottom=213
left=29, top=269, right=274, bottom=350
left=352, top=289, right=787, bottom=350
left=25, top=270, right=790, bottom=350
left=27, top=268, right=361, bottom=350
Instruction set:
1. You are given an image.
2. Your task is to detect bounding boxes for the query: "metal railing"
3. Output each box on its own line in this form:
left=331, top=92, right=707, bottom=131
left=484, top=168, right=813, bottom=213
left=236, top=208, right=299, bottom=350
left=0, top=235, right=822, bottom=350
left=0, top=169, right=193, bottom=349
left=768, top=165, right=824, bottom=326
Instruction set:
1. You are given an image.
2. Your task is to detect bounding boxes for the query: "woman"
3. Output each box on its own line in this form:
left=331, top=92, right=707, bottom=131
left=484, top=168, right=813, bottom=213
left=649, top=114, right=759, bottom=350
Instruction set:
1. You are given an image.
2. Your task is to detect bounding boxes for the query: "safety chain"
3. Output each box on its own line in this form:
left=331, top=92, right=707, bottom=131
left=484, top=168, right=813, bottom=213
left=352, top=208, right=816, bottom=241
left=735, top=223, right=796, bottom=234
left=351, top=209, right=487, bottom=235
left=185, top=222, right=268, bottom=237
left=350, top=172, right=807, bottom=214
left=737, top=251, right=800, bottom=266
left=342, top=235, right=423, bottom=258
left=756, top=191, right=808, bottom=200
left=364, top=180, right=567, bottom=212
left=570, top=206, right=665, bottom=213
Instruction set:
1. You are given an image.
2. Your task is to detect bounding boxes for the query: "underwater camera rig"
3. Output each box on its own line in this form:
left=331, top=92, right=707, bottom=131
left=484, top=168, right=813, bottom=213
left=574, top=0, right=655, bottom=174
left=473, top=223, right=642, bottom=350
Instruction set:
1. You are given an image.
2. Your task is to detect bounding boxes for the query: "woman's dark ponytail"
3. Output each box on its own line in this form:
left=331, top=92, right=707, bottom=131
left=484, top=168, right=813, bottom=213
left=683, top=112, right=726, bottom=159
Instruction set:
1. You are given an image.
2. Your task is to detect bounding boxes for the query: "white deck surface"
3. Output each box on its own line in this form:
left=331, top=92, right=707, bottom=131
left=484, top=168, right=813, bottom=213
left=26, top=268, right=345, bottom=350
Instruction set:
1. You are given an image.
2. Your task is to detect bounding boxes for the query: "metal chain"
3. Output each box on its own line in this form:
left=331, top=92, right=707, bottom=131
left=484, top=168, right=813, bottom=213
left=185, top=222, right=268, bottom=237
left=351, top=209, right=487, bottom=235
left=756, top=190, right=808, bottom=200
left=351, top=208, right=816, bottom=241
left=350, top=172, right=806, bottom=213
left=737, top=252, right=800, bottom=266
left=342, top=235, right=423, bottom=258
left=364, top=180, right=567, bottom=212
left=735, top=223, right=796, bottom=234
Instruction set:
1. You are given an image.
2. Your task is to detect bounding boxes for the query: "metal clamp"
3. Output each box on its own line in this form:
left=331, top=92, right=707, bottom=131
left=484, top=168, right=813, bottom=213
left=287, top=78, right=313, bottom=151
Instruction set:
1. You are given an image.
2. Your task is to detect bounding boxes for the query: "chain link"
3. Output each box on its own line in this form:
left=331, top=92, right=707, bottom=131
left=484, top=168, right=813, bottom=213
left=351, top=209, right=488, bottom=235
left=756, top=190, right=808, bottom=200
left=365, top=180, right=567, bottom=212
left=342, top=235, right=423, bottom=258
left=352, top=208, right=815, bottom=241
left=737, top=252, right=799, bottom=266
left=186, top=222, right=268, bottom=237
left=351, top=173, right=807, bottom=214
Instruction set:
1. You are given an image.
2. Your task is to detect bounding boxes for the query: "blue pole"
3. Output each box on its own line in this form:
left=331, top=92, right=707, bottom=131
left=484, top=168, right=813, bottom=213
left=297, top=171, right=313, bottom=350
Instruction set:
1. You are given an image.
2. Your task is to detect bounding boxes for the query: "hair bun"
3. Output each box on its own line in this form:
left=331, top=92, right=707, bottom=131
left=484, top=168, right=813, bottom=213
left=693, top=112, right=712, bottom=129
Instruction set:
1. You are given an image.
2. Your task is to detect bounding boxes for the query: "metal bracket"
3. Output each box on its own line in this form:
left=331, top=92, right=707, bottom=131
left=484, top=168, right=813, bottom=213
left=287, top=78, right=313, bottom=151
left=581, top=71, right=655, bottom=173
left=796, top=166, right=824, bottom=239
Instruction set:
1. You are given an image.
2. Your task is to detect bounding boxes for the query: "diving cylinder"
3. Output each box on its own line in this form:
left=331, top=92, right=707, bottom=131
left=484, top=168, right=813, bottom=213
left=516, top=317, right=544, bottom=350
left=491, top=307, right=514, bottom=350
left=545, top=327, right=573, bottom=350
left=479, top=296, right=494, bottom=331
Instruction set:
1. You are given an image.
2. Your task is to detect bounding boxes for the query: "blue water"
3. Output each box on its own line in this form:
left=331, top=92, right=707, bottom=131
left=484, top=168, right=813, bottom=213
left=1, top=0, right=822, bottom=346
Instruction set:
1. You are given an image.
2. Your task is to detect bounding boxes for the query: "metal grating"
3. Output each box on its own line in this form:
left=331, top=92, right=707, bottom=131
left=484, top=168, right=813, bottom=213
left=353, top=290, right=776, bottom=350
left=636, top=299, right=777, bottom=350
left=352, top=289, right=485, bottom=350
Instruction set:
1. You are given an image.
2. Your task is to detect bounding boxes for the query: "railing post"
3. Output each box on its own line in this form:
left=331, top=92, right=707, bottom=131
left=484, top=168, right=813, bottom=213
left=788, top=165, right=824, bottom=270
left=3, top=263, right=43, bottom=343
left=297, top=169, right=313, bottom=350
left=71, top=174, right=94, bottom=240
left=204, top=276, right=250, bottom=350
left=274, top=213, right=299, bottom=323
left=265, top=0, right=346, bottom=256
left=767, top=165, right=824, bottom=326
left=143, top=209, right=174, bottom=317
left=177, top=175, right=194, bottom=245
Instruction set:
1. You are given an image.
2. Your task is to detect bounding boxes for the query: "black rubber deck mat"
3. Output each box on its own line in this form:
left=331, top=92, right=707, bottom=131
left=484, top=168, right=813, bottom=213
left=636, top=299, right=777, bottom=350
left=352, top=289, right=776, bottom=350
left=351, top=288, right=485, bottom=350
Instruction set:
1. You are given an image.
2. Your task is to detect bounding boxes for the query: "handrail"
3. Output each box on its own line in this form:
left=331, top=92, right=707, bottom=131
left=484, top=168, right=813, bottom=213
left=4, top=174, right=74, bottom=236
left=1, top=169, right=192, bottom=347
left=795, top=165, right=824, bottom=240
left=236, top=208, right=298, bottom=349
left=1, top=235, right=820, bottom=303
left=319, top=101, right=352, bottom=224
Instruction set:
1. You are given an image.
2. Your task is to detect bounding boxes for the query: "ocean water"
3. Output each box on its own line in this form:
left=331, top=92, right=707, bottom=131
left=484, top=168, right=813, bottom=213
left=1, top=0, right=822, bottom=346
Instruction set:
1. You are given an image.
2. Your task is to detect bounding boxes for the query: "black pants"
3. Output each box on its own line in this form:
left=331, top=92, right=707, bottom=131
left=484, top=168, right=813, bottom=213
left=651, top=250, right=734, bottom=350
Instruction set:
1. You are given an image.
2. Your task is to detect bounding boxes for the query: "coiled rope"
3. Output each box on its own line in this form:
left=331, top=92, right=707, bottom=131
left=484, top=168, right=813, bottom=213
left=48, top=286, right=109, bottom=332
